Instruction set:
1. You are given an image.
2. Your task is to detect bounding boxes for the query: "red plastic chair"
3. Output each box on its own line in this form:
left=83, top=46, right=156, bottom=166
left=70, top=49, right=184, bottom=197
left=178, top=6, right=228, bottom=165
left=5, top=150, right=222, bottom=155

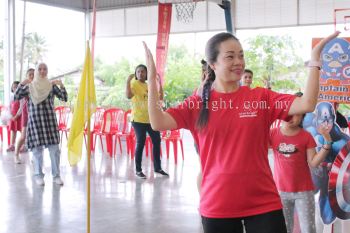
left=161, top=129, right=184, bottom=165
left=100, top=108, right=124, bottom=157
left=84, top=107, right=105, bottom=152
left=55, top=106, right=71, bottom=144
left=112, top=109, right=125, bottom=156
left=117, top=110, right=136, bottom=158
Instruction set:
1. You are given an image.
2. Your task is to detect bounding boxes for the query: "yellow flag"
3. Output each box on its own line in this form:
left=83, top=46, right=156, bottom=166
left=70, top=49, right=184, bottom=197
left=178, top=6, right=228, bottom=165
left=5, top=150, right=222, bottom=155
left=67, top=42, right=96, bottom=166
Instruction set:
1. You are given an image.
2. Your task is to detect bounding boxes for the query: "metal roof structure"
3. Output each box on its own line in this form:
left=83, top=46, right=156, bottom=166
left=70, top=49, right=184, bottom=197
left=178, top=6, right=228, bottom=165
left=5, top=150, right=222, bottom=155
left=21, top=0, right=350, bottom=30
left=22, top=0, right=159, bottom=12
left=3, top=0, right=350, bottom=105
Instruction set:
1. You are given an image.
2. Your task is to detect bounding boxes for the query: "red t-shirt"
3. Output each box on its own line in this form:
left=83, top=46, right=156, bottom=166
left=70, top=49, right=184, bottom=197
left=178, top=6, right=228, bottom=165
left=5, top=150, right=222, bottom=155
left=269, top=128, right=316, bottom=192
left=9, top=100, right=21, bottom=131
left=166, top=86, right=296, bottom=218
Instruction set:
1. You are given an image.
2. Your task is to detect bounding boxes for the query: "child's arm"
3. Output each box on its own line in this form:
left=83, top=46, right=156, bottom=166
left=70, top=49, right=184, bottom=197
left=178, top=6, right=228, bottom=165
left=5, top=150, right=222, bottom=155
left=307, top=122, right=332, bottom=167
left=14, top=80, right=30, bottom=100
left=12, top=100, right=24, bottom=120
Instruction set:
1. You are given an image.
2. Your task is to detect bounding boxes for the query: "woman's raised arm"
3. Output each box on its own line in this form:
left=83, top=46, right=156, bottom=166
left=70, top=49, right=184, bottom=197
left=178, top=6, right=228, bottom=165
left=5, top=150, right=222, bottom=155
left=289, top=31, right=341, bottom=115
left=143, top=42, right=177, bottom=131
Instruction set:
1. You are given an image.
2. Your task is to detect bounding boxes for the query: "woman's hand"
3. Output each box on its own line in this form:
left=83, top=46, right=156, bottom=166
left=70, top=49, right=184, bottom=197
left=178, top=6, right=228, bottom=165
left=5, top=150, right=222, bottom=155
left=289, top=31, right=341, bottom=116
left=20, top=78, right=32, bottom=86
left=142, top=41, right=178, bottom=131
left=142, top=42, right=156, bottom=81
left=52, top=79, right=64, bottom=88
left=127, top=74, right=134, bottom=82
left=311, top=31, right=340, bottom=61
left=317, top=121, right=332, bottom=141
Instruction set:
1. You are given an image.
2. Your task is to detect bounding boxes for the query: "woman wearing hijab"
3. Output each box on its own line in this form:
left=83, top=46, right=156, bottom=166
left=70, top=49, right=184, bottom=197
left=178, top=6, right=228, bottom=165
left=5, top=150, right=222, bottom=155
left=14, top=63, right=68, bottom=186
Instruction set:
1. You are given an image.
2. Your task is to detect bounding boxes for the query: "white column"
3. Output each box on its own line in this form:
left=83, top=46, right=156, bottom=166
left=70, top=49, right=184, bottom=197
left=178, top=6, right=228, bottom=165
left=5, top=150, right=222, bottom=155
left=3, top=0, right=16, bottom=106
left=84, top=9, right=91, bottom=43
left=231, top=0, right=236, bottom=34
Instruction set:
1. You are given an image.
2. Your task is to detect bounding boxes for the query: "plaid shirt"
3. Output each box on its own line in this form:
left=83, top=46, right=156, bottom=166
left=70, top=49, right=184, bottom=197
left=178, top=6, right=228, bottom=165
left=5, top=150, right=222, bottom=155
left=14, top=84, right=68, bottom=149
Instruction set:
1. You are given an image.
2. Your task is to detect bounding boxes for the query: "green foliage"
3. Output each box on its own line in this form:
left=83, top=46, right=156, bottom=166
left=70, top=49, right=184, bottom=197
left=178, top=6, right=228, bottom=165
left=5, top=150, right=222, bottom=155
left=95, top=57, right=134, bottom=109
left=163, top=44, right=201, bottom=105
left=339, top=104, right=350, bottom=116
left=21, top=32, right=48, bottom=66
left=15, top=33, right=48, bottom=80
left=89, top=45, right=202, bottom=109
left=243, top=35, right=305, bottom=92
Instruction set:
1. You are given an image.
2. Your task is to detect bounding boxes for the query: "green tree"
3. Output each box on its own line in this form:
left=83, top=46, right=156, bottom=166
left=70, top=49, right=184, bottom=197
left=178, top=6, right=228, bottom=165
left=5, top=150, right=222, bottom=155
left=95, top=57, right=134, bottom=109
left=163, top=44, right=202, bottom=105
left=243, top=35, right=305, bottom=92
left=89, top=45, right=202, bottom=110
left=21, top=32, right=48, bottom=67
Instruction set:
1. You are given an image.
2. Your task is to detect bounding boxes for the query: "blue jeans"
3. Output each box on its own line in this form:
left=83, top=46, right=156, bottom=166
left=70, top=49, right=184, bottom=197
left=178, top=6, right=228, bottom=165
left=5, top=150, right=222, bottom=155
left=132, top=122, right=161, bottom=172
left=32, top=144, right=61, bottom=178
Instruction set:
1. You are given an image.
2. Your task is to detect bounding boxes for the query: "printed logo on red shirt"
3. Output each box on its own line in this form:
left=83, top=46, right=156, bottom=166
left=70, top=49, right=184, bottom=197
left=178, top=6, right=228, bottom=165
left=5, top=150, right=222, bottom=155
left=239, top=111, right=258, bottom=118
left=277, top=143, right=298, bottom=157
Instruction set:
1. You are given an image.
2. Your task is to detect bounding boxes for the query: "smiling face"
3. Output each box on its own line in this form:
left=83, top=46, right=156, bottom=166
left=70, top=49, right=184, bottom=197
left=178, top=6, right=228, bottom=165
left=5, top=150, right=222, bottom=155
left=210, top=39, right=245, bottom=84
left=242, top=72, right=253, bottom=87
left=27, top=69, right=35, bottom=81
left=37, top=63, right=48, bottom=79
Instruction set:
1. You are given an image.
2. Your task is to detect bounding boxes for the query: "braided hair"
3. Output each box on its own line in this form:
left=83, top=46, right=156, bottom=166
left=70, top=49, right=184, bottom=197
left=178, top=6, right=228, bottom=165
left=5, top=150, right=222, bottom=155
left=196, top=32, right=239, bottom=129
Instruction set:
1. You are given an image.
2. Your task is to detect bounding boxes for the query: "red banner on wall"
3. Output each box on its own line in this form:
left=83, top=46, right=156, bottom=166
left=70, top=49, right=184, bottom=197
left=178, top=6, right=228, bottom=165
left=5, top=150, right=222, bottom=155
left=156, top=3, right=172, bottom=86
left=312, top=37, right=350, bottom=103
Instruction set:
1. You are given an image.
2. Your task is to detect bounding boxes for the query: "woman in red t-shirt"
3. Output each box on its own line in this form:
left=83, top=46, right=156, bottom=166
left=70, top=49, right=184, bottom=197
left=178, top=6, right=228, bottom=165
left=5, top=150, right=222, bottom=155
left=143, top=31, right=339, bottom=233
left=269, top=103, right=331, bottom=233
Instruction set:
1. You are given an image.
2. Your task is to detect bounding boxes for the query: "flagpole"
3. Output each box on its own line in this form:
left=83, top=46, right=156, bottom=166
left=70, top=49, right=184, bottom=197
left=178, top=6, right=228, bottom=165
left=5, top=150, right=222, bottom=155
left=88, top=0, right=96, bottom=231
left=87, top=106, right=91, bottom=233
left=67, top=41, right=96, bottom=233
left=91, top=0, right=97, bottom=62
left=87, top=29, right=94, bottom=233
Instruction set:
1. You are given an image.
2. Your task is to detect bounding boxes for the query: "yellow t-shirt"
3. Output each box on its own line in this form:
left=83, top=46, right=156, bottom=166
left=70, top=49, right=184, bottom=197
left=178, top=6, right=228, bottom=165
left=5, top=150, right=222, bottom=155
left=130, top=80, right=149, bottom=123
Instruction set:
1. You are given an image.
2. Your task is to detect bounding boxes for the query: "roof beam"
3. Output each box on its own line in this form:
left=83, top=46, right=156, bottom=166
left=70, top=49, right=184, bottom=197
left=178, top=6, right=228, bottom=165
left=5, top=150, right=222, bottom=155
left=20, top=0, right=159, bottom=12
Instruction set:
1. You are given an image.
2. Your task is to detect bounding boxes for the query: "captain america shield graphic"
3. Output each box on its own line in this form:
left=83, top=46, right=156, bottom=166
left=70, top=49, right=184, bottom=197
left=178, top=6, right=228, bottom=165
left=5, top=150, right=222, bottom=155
left=329, top=141, right=350, bottom=220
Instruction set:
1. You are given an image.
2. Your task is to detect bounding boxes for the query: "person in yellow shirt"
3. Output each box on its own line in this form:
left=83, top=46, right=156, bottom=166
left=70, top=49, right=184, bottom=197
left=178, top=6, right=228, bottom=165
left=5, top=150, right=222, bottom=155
left=126, top=64, right=168, bottom=179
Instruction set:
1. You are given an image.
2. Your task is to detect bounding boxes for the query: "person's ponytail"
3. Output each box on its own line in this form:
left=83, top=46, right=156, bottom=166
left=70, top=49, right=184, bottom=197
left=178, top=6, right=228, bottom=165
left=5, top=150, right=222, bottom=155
left=196, top=65, right=215, bottom=129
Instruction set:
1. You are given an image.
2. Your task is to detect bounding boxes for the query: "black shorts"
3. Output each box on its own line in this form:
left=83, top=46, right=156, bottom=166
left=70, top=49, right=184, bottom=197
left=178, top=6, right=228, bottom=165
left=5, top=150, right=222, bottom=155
left=201, top=209, right=287, bottom=233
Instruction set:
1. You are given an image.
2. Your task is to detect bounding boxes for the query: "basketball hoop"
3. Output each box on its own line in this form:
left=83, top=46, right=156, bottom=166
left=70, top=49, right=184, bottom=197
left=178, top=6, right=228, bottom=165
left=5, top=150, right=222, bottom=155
left=174, top=2, right=197, bottom=23
left=159, top=0, right=202, bottom=24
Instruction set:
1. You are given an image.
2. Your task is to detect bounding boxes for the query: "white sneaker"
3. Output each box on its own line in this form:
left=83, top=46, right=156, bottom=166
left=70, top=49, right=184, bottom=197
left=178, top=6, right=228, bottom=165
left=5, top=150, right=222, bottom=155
left=53, top=177, right=64, bottom=185
left=35, top=177, right=45, bottom=186
left=14, top=156, right=21, bottom=164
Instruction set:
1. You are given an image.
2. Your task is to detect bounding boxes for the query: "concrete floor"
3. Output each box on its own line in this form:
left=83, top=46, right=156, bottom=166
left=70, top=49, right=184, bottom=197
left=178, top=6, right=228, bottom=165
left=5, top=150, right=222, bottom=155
left=0, top=130, right=202, bottom=233
left=1, top=130, right=348, bottom=233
